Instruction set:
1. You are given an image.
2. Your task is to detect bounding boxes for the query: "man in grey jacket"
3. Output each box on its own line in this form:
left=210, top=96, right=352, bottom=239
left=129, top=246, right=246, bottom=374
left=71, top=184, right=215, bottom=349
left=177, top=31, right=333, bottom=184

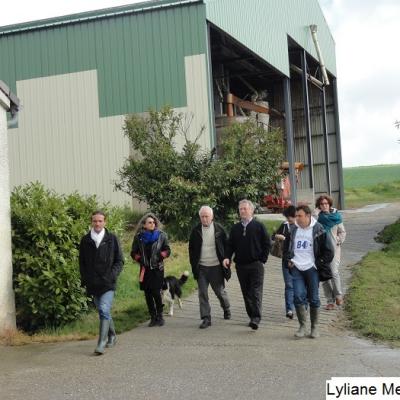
left=189, top=206, right=231, bottom=329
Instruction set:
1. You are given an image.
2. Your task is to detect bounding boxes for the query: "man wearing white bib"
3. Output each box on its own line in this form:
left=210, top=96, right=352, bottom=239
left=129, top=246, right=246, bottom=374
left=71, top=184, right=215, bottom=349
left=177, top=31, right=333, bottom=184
left=285, top=205, right=334, bottom=339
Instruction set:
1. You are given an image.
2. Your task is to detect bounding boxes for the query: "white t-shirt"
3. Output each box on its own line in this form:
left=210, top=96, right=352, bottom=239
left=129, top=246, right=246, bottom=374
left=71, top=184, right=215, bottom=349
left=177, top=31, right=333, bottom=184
left=291, top=218, right=316, bottom=271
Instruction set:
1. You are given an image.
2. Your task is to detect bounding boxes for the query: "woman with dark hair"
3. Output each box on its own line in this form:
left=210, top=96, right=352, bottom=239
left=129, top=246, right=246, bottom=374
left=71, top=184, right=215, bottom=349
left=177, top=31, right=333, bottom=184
left=314, top=195, right=346, bottom=310
left=131, top=213, right=171, bottom=326
left=272, top=205, right=297, bottom=319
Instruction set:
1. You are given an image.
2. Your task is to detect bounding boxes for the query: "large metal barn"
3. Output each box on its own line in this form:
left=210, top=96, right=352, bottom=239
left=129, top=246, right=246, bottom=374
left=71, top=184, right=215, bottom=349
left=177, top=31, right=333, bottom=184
left=0, top=0, right=344, bottom=208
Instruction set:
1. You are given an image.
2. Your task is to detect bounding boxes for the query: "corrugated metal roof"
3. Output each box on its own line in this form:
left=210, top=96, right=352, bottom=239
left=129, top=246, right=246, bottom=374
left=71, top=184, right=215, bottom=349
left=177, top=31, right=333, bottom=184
left=0, top=0, right=203, bottom=35
left=205, top=0, right=336, bottom=77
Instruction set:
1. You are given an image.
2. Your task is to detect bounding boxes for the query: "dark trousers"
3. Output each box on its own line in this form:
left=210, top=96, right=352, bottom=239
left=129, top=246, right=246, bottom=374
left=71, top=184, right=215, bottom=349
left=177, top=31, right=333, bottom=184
left=144, top=288, right=163, bottom=317
left=236, top=261, right=265, bottom=323
left=198, top=265, right=230, bottom=320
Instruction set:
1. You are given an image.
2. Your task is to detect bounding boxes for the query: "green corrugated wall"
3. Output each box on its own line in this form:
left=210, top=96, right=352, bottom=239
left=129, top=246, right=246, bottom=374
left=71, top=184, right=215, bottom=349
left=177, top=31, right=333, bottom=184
left=0, top=3, right=207, bottom=117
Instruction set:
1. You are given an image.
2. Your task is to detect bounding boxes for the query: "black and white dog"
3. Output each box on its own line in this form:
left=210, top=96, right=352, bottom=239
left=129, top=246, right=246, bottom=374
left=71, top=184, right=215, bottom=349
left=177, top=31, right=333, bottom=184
left=162, top=271, right=189, bottom=316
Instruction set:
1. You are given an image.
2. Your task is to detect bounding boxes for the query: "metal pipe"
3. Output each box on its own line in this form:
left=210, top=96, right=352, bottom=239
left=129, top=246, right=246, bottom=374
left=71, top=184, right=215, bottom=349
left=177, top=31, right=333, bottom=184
left=301, top=50, right=314, bottom=189
left=332, top=78, right=345, bottom=209
left=206, top=22, right=217, bottom=149
left=310, top=25, right=330, bottom=86
left=290, top=64, right=323, bottom=90
left=283, top=78, right=297, bottom=205
left=321, top=86, right=331, bottom=195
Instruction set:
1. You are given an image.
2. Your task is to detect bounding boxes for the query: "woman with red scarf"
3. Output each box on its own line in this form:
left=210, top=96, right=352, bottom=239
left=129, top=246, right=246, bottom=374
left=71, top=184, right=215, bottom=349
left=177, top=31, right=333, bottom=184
left=314, top=195, right=346, bottom=310
left=131, top=213, right=171, bottom=326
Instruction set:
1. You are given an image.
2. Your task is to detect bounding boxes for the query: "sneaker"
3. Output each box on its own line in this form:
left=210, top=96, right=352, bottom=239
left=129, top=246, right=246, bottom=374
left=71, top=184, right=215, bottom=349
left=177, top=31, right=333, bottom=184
left=199, top=318, right=211, bottom=329
left=286, top=310, right=294, bottom=319
left=148, top=317, right=157, bottom=327
left=249, top=320, right=259, bottom=330
left=325, top=303, right=335, bottom=311
left=223, top=310, right=231, bottom=320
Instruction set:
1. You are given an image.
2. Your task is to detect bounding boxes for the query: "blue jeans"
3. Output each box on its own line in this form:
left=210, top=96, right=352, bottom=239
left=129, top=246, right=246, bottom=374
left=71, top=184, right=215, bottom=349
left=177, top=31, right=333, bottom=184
left=291, top=266, right=320, bottom=308
left=93, top=290, right=115, bottom=320
left=282, top=261, right=294, bottom=313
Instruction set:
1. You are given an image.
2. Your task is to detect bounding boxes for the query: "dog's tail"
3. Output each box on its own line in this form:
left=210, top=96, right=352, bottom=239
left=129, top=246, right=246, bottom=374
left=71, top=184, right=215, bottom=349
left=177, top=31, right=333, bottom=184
left=179, top=271, right=189, bottom=286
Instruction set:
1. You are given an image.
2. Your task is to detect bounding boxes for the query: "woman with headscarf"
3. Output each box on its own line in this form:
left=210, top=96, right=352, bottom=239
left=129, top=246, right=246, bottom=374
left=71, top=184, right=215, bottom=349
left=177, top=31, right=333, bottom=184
left=314, top=195, right=346, bottom=310
left=131, top=213, right=171, bottom=326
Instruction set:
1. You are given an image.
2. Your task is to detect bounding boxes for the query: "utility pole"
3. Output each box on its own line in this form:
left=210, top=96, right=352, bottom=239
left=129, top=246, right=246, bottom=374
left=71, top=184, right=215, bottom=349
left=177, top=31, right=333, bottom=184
left=0, top=81, right=19, bottom=335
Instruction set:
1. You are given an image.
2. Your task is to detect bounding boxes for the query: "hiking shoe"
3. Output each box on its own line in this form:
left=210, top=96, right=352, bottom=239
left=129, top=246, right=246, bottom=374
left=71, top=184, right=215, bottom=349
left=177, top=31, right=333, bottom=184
left=249, top=320, right=259, bottom=330
left=199, top=318, right=211, bottom=329
left=148, top=317, right=157, bottom=327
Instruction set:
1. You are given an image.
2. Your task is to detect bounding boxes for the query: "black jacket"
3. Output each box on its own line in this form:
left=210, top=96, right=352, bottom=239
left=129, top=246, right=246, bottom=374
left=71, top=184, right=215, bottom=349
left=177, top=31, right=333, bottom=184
left=226, top=219, right=271, bottom=265
left=188, top=222, right=227, bottom=280
left=79, top=229, right=124, bottom=296
left=283, top=221, right=334, bottom=281
left=131, top=230, right=171, bottom=290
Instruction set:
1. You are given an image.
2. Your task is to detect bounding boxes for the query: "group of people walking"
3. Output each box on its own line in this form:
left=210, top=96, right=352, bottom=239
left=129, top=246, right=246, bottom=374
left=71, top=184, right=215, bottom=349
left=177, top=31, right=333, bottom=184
left=78, top=195, right=345, bottom=355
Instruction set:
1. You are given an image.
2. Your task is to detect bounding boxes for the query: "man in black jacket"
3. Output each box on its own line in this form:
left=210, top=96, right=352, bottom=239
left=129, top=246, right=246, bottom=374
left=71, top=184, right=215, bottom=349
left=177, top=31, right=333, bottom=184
left=223, top=199, right=270, bottom=330
left=79, top=211, right=124, bottom=355
left=283, top=205, right=334, bottom=339
left=189, top=206, right=231, bottom=329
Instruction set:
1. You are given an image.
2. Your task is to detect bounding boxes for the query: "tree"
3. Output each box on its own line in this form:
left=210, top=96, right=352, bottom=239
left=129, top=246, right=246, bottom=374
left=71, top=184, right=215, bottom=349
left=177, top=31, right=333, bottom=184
left=115, top=107, right=284, bottom=239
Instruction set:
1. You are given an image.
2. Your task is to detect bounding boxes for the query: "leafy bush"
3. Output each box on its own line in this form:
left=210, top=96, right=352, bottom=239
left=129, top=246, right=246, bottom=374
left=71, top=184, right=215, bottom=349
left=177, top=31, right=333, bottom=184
left=11, top=182, right=125, bottom=331
left=115, top=107, right=283, bottom=239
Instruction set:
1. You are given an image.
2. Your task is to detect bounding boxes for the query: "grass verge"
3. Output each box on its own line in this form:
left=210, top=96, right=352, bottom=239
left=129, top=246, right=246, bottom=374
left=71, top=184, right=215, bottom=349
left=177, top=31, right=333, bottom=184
left=345, top=181, right=400, bottom=209
left=2, top=236, right=195, bottom=345
left=346, top=219, right=400, bottom=347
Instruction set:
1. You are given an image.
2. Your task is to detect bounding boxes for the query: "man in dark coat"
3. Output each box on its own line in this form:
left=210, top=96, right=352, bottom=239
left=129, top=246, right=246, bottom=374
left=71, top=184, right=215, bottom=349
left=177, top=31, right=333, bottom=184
left=223, top=199, right=270, bottom=330
left=79, top=211, right=124, bottom=355
left=189, top=206, right=231, bottom=329
left=283, top=205, right=334, bottom=339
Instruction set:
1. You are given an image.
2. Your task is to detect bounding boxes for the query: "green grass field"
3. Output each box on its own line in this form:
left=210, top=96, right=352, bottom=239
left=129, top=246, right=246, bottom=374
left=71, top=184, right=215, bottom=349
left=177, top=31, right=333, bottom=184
left=343, top=164, right=400, bottom=208
left=344, top=164, right=400, bottom=188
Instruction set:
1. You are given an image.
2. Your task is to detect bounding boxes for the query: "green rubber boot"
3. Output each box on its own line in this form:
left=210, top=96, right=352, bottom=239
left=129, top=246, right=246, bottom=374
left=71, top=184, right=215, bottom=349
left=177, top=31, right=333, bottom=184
left=94, top=319, right=110, bottom=355
left=294, top=305, right=307, bottom=338
left=106, top=318, right=117, bottom=348
left=310, top=307, right=320, bottom=339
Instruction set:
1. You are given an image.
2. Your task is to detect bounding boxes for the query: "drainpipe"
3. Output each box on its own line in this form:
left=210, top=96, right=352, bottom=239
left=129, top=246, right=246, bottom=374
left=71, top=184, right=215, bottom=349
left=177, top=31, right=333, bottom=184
left=283, top=78, right=297, bottom=205
left=301, top=50, right=314, bottom=189
left=321, top=86, right=332, bottom=195
left=310, top=24, right=330, bottom=86
left=0, top=80, right=19, bottom=335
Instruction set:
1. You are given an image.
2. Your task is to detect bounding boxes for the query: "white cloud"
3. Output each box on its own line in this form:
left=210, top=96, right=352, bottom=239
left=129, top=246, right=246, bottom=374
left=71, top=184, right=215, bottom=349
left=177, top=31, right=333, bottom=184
left=320, top=0, right=400, bottom=166
left=0, top=1, right=135, bottom=27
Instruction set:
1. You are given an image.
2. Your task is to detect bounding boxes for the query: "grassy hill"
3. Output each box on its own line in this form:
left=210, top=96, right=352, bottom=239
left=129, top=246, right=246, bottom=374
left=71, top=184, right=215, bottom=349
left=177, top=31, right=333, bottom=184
left=344, top=164, right=400, bottom=188
left=343, top=164, right=400, bottom=208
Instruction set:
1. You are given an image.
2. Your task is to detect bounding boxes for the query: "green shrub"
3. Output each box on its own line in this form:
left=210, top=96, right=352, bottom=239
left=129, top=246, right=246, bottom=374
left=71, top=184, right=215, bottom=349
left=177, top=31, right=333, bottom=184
left=115, top=107, right=283, bottom=239
left=11, top=182, right=125, bottom=331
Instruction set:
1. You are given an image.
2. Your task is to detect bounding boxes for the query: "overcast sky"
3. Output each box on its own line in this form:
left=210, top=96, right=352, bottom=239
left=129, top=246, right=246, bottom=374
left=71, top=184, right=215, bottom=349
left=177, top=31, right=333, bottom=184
left=1, top=0, right=399, bottom=167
